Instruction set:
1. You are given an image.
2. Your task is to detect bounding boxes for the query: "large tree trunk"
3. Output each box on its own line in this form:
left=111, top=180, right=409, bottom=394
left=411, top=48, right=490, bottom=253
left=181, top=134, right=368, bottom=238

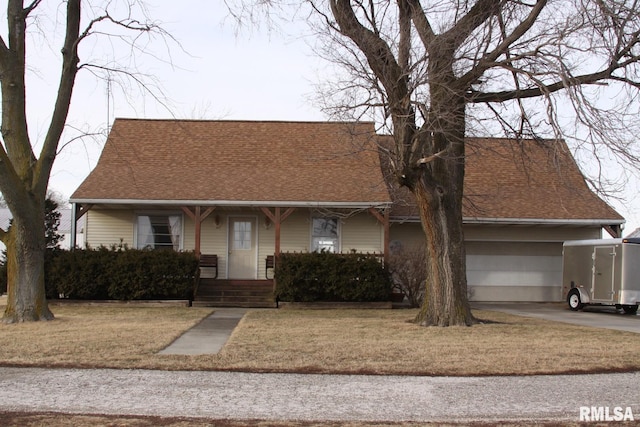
left=412, top=176, right=474, bottom=326
left=412, top=84, right=475, bottom=326
left=3, top=204, right=53, bottom=323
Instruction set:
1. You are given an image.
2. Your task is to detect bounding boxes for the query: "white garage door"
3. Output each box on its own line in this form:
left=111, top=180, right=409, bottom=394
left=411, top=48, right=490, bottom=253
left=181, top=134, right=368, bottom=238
left=465, top=241, right=563, bottom=302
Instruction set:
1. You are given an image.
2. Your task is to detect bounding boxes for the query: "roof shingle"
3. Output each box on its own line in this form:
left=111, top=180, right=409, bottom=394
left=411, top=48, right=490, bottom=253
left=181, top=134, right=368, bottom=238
left=382, top=136, right=623, bottom=222
left=71, top=119, right=390, bottom=206
left=72, top=119, right=623, bottom=224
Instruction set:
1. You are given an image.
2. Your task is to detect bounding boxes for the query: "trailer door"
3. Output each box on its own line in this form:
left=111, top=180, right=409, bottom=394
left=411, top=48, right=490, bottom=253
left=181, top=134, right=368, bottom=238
left=592, top=246, right=616, bottom=301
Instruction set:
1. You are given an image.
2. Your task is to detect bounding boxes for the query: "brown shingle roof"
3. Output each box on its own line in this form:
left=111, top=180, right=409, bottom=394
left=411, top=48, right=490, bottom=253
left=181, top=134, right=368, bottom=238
left=72, top=119, right=622, bottom=224
left=383, top=136, right=623, bottom=223
left=71, top=119, right=391, bottom=206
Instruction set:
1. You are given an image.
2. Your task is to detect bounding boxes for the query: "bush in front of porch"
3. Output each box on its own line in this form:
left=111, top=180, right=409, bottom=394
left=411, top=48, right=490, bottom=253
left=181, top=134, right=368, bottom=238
left=44, top=246, right=198, bottom=301
left=274, top=251, right=392, bottom=302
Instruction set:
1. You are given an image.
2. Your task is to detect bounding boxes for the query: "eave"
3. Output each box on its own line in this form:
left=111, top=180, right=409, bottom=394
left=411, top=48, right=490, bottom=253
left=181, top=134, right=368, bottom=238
left=69, top=198, right=392, bottom=210
left=390, top=216, right=625, bottom=227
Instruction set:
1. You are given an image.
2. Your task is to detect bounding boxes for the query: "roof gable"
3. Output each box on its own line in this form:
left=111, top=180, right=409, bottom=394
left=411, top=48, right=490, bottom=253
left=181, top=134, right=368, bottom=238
left=71, top=119, right=391, bottom=206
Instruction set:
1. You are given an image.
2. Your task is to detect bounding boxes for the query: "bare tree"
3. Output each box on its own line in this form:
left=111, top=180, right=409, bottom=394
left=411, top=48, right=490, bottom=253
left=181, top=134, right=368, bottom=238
left=0, top=0, right=174, bottom=323
left=234, top=0, right=640, bottom=326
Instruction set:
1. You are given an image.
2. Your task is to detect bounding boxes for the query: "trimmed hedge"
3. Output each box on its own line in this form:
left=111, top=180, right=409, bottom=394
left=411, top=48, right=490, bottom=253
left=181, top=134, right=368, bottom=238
left=44, top=246, right=198, bottom=300
left=274, top=252, right=392, bottom=302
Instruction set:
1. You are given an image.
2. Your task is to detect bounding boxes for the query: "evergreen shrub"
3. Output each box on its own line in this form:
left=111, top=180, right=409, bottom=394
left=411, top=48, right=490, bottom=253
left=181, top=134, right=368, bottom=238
left=45, top=246, right=198, bottom=300
left=274, top=251, right=392, bottom=302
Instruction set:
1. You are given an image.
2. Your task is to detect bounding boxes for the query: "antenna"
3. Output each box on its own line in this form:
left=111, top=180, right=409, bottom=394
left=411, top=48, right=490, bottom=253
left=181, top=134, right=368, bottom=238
left=106, top=75, right=112, bottom=132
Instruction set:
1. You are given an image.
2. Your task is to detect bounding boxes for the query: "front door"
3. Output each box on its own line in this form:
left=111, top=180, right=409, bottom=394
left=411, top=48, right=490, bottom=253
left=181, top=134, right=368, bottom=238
left=228, top=217, right=257, bottom=279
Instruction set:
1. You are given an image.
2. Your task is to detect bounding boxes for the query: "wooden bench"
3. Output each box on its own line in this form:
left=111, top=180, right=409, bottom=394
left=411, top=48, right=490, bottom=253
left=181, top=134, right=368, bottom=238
left=265, top=255, right=275, bottom=279
left=199, top=254, right=218, bottom=279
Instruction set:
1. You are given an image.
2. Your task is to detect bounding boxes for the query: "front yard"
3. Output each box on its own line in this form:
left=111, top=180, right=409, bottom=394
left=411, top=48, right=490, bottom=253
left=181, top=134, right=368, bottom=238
left=0, top=304, right=639, bottom=376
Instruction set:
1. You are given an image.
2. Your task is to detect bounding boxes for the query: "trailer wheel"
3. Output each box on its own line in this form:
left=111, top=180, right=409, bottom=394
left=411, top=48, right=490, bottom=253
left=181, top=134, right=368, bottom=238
left=622, top=305, right=638, bottom=315
left=567, top=289, right=584, bottom=311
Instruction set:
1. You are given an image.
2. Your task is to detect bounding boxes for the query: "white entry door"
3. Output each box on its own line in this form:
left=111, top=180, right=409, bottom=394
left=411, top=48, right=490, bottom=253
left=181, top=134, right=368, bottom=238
left=228, top=217, right=257, bottom=279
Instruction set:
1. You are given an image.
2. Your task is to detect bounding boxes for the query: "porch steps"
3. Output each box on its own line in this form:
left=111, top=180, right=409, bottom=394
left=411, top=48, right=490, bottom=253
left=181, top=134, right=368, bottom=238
left=193, top=279, right=276, bottom=308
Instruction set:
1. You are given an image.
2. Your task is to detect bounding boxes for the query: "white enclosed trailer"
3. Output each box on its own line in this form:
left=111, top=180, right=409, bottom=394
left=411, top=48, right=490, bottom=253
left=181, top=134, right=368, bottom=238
left=563, top=238, right=640, bottom=314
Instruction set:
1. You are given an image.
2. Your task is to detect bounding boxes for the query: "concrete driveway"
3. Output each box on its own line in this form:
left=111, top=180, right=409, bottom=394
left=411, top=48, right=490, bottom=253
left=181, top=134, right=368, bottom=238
left=473, top=302, right=640, bottom=333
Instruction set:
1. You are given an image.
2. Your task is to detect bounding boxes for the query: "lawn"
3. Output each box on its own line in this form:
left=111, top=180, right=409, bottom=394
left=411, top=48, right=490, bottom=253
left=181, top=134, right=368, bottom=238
left=0, top=304, right=639, bottom=376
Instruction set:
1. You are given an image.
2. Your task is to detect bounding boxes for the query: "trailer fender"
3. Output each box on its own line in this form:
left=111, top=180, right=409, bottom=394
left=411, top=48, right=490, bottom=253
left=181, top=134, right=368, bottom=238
left=575, top=287, right=591, bottom=304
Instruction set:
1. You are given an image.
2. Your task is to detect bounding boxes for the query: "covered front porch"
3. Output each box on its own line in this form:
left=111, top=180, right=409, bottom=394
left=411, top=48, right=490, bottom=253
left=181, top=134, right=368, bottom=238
left=70, top=202, right=390, bottom=307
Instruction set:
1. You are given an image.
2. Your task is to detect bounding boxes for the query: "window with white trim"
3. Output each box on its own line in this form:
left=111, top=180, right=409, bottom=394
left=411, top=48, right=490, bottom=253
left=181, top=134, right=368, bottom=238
left=311, top=217, right=339, bottom=253
left=136, top=214, right=182, bottom=250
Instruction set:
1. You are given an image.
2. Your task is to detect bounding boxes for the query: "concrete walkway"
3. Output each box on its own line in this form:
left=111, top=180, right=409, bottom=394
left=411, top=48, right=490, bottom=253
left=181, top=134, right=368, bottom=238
left=158, top=308, right=247, bottom=355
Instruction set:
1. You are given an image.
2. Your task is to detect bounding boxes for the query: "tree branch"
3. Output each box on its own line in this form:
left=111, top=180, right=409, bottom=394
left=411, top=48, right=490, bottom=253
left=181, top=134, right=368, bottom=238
left=1, top=0, right=36, bottom=181
left=397, top=0, right=411, bottom=73
left=458, top=0, right=548, bottom=88
left=329, top=0, right=408, bottom=115
left=469, top=66, right=622, bottom=103
left=33, top=0, right=81, bottom=197
left=404, top=0, right=435, bottom=47
left=440, top=0, right=501, bottom=53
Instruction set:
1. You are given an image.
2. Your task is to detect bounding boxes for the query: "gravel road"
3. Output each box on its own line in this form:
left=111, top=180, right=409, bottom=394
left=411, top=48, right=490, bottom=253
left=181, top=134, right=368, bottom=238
left=0, top=367, right=638, bottom=423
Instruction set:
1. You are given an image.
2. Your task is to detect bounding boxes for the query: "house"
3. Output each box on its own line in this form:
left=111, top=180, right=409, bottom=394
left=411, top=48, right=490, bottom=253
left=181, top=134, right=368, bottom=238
left=70, top=119, right=392, bottom=305
left=69, top=119, right=624, bottom=304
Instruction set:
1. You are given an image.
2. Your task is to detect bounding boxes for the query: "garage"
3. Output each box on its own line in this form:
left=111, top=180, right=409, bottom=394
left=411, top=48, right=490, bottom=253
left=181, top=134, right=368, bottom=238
left=465, top=241, right=563, bottom=302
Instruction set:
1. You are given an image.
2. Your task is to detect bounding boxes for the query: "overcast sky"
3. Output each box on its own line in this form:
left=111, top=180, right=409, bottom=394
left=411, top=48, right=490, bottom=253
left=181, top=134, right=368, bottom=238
left=16, top=2, right=640, bottom=236
left=41, top=3, right=325, bottom=201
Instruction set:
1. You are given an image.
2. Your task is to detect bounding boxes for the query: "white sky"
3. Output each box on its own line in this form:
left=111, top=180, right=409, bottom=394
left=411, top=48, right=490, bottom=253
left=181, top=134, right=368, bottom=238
left=16, top=2, right=640, bottom=236
left=44, top=3, right=325, bottom=201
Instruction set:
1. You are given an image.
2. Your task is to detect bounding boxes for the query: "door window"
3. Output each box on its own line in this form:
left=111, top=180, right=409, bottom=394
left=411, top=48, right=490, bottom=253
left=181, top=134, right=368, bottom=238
left=233, top=220, right=252, bottom=250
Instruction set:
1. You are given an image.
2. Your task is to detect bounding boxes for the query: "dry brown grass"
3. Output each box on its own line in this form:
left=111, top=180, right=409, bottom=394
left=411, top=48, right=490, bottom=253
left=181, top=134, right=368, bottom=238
left=0, top=305, right=639, bottom=375
left=0, top=305, right=213, bottom=369
left=216, top=309, right=640, bottom=376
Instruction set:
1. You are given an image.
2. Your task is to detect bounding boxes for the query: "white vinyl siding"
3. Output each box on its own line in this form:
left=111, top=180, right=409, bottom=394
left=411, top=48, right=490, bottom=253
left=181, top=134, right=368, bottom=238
left=280, top=211, right=311, bottom=252
left=85, top=210, right=134, bottom=248
left=257, top=217, right=275, bottom=280
left=342, top=213, right=384, bottom=253
left=464, top=225, right=602, bottom=242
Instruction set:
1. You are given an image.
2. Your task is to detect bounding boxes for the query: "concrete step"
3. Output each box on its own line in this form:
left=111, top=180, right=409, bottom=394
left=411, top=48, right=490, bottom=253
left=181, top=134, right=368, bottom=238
left=197, top=289, right=274, bottom=297
left=192, top=300, right=276, bottom=308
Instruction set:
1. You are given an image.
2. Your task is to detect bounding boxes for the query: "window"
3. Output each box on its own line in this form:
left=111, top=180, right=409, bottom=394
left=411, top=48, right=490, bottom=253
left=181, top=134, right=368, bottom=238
left=136, top=214, right=182, bottom=250
left=232, top=220, right=252, bottom=250
left=311, top=217, right=339, bottom=253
